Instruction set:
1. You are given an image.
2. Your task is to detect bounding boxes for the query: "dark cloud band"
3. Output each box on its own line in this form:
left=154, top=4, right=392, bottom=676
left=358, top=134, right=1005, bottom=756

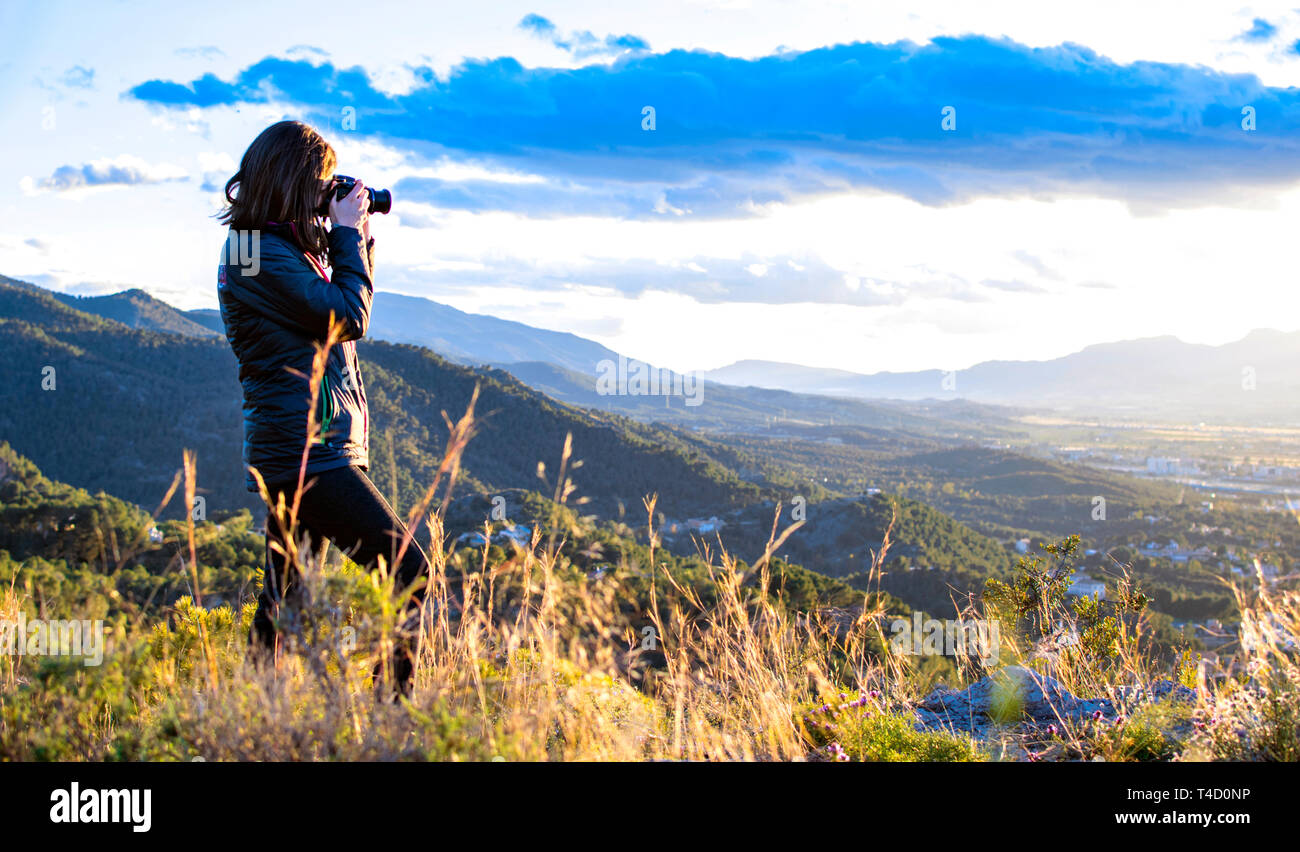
left=127, top=36, right=1300, bottom=216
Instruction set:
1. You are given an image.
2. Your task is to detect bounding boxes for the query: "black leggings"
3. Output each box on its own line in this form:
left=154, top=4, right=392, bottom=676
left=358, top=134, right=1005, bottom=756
left=252, top=464, right=430, bottom=653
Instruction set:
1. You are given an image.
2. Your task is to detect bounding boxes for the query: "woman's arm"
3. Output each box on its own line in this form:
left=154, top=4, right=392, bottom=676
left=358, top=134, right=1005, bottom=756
left=230, top=228, right=374, bottom=341
left=360, top=215, right=376, bottom=277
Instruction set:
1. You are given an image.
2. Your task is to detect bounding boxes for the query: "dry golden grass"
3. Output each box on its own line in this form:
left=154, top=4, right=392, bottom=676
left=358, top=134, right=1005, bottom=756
left=2, top=322, right=1297, bottom=762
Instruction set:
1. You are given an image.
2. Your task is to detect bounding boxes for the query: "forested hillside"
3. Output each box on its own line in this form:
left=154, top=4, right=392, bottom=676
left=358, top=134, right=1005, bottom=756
left=0, top=275, right=764, bottom=520
left=50, top=288, right=222, bottom=338
left=678, top=492, right=1017, bottom=615
left=0, top=440, right=265, bottom=614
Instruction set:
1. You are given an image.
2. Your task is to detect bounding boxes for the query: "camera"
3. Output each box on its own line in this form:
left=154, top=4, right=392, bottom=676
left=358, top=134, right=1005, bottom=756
left=319, top=174, right=392, bottom=216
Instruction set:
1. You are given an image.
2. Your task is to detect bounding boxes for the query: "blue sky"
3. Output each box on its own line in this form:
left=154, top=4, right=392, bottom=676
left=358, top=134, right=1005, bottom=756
left=4, top=1, right=1300, bottom=373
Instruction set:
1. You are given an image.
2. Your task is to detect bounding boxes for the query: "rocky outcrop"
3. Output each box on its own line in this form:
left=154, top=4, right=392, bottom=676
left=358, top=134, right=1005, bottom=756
left=910, top=665, right=1194, bottom=738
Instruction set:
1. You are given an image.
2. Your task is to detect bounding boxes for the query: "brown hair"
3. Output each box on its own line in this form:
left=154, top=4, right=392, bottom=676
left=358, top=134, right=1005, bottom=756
left=219, top=120, right=336, bottom=257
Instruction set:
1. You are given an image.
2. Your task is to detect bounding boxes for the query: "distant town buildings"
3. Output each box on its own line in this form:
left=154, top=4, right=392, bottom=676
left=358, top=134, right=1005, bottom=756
left=455, top=523, right=532, bottom=548
left=1067, top=574, right=1106, bottom=599
left=661, top=516, right=728, bottom=537
left=1145, top=456, right=1195, bottom=476
left=688, top=516, right=725, bottom=533
left=1248, top=463, right=1300, bottom=480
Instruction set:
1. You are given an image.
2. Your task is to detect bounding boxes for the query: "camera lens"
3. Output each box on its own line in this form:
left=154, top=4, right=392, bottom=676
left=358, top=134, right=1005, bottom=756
left=319, top=175, right=391, bottom=216
left=368, top=188, right=392, bottom=215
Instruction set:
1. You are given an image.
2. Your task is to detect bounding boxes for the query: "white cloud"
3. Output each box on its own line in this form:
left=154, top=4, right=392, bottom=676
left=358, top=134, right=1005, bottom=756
left=23, top=155, right=189, bottom=197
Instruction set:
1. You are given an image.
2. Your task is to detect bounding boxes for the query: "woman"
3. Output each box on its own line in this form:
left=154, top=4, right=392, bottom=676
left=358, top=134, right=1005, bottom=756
left=216, top=120, right=428, bottom=693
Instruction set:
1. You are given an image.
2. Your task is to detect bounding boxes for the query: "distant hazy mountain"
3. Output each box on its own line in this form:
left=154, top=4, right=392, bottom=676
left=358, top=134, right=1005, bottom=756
left=705, top=332, right=1300, bottom=420
left=183, top=307, right=226, bottom=335
left=368, top=292, right=620, bottom=372
left=704, top=360, right=888, bottom=398
left=498, top=360, right=1019, bottom=443
left=48, top=287, right=222, bottom=338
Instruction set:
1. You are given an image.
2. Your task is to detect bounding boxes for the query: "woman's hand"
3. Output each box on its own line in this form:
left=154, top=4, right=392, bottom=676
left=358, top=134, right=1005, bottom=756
left=329, top=178, right=369, bottom=231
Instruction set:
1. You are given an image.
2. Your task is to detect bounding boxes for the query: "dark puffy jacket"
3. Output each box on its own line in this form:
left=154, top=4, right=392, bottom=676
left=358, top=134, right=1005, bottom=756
left=217, top=222, right=374, bottom=491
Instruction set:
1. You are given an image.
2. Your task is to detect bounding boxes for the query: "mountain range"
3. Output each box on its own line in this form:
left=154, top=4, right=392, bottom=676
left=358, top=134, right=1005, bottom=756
left=9, top=276, right=1021, bottom=438
left=49, top=287, right=224, bottom=339
left=704, top=333, right=1300, bottom=420
left=22, top=274, right=1295, bottom=422
left=0, top=274, right=768, bottom=519
left=368, top=292, right=621, bottom=373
